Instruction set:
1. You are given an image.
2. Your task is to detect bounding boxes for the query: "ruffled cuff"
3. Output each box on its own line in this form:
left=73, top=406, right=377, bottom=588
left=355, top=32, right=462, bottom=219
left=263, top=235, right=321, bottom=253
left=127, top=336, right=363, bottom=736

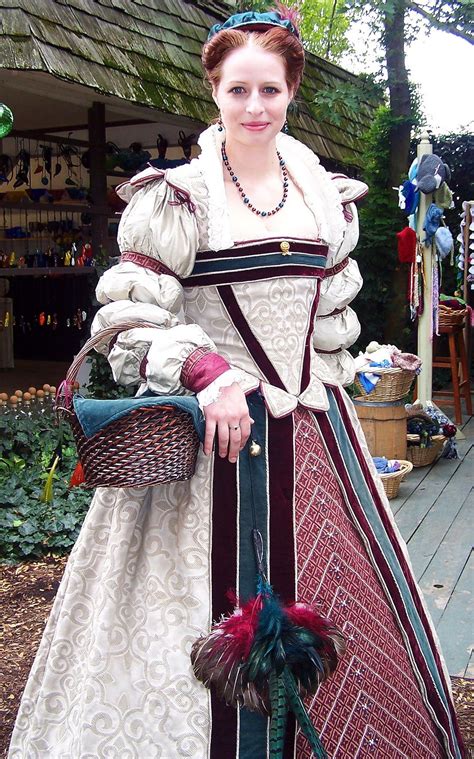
left=181, top=347, right=231, bottom=392
left=196, top=369, right=245, bottom=410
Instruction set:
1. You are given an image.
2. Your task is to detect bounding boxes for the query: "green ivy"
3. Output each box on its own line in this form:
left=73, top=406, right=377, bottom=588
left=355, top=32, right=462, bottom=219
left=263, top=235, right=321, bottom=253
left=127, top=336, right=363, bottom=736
left=86, top=352, right=135, bottom=399
left=312, top=77, right=383, bottom=127
left=351, top=106, right=406, bottom=350
left=0, top=412, right=91, bottom=563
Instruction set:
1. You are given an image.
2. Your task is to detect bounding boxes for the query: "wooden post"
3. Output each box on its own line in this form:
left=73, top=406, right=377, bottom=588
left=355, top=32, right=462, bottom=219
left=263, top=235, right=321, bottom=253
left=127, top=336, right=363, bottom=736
left=88, top=102, right=108, bottom=255
left=416, top=131, right=434, bottom=405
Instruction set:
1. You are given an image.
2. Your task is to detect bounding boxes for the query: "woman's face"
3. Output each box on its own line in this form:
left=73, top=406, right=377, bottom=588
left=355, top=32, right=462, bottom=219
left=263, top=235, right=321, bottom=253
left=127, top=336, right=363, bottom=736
left=213, top=44, right=293, bottom=146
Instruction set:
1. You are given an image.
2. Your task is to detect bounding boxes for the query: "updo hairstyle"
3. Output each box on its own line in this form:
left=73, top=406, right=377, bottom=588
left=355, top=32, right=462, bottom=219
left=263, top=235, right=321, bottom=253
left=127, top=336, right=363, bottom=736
left=202, top=26, right=305, bottom=95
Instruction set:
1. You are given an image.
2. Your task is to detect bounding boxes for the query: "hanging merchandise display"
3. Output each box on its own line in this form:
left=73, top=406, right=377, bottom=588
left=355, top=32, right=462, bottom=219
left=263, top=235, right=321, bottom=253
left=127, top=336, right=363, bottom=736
left=395, top=148, right=456, bottom=337
left=0, top=127, right=198, bottom=367
left=414, top=153, right=451, bottom=194
left=0, top=103, right=14, bottom=138
left=456, top=200, right=474, bottom=298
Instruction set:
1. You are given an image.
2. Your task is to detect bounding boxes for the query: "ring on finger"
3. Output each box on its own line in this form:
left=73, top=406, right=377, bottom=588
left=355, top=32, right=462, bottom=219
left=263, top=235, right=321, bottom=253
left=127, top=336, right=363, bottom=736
left=229, top=425, right=240, bottom=431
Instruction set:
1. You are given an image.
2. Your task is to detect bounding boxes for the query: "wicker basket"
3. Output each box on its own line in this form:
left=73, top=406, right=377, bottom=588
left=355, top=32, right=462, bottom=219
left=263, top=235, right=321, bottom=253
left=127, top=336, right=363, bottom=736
left=438, top=305, right=467, bottom=328
left=406, top=434, right=445, bottom=467
left=57, top=321, right=200, bottom=489
left=355, top=367, right=416, bottom=402
left=379, top=460, right=413, bottom=500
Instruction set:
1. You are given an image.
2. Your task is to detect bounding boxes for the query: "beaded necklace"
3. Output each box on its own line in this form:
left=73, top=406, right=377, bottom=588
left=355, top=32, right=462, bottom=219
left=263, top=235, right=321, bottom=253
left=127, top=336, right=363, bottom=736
left=221, top=142, right=289, bottom=217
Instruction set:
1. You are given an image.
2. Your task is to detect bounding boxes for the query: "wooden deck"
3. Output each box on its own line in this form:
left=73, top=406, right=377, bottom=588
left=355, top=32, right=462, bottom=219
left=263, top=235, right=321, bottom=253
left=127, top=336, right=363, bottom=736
left=390, top=410, right=473, bottom=678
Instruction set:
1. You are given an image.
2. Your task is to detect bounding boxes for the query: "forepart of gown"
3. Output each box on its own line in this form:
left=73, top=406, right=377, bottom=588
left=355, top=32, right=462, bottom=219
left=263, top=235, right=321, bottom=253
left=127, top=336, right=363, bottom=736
left=8, top=390, right=462, bottom=758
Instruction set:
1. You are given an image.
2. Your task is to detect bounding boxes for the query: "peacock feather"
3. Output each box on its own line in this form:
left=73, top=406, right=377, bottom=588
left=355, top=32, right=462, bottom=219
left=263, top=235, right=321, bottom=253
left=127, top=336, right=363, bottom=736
left=269, top=671, right=287, bottom=759
left=283, top=667, right=327, bottom=759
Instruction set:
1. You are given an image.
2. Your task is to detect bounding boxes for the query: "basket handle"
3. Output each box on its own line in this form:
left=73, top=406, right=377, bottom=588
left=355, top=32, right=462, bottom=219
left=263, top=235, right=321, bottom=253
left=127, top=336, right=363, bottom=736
left=64, top=320, right=162, bottom=387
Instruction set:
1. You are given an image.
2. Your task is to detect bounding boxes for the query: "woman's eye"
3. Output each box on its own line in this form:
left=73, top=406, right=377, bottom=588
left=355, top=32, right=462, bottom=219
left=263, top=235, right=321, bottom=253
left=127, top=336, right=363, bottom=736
left=263, top=87, right=279, bottom=94
left=230, top=86, right=245, bottom=94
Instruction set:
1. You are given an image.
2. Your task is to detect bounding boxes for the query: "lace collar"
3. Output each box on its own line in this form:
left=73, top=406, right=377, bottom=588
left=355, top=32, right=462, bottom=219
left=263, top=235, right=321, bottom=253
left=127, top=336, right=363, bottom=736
left=197, top=124, right=346, bottom=253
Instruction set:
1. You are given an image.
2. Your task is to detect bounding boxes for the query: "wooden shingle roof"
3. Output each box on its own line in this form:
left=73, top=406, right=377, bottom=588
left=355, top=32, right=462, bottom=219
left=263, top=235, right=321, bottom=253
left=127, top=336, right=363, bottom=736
left=0, top=0, right=377, bottom=168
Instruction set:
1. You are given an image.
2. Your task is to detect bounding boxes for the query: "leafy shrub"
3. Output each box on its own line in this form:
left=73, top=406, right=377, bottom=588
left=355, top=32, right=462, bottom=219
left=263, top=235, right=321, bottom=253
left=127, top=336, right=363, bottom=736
left=0, top=411, right=91, bottom=563
left=86, top=352, right=135, bottom=399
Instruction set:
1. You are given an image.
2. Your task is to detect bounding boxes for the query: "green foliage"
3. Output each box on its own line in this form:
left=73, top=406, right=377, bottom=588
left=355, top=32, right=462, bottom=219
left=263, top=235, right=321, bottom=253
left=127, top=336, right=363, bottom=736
left=86, top=352, right=135, bottom=399
left=235, top=0, right=353, bottom=61
left=342, top=0, right=473, bottom=45
left=0, top=411, right=90, bottom=563
left=290, top=0, right=353, bottom=61
left=351, top=106, right=406, bottom=349
left=312, top=76, right=384, bottom=126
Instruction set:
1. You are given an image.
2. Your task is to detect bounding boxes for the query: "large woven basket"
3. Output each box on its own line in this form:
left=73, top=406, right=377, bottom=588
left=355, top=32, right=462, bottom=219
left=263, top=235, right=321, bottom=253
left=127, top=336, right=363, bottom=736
left=355, top=367, right=416, bottom=402
left=406, top=434, right=445, bottom=467
left=379, top=460, right=413, bottom=500
left=438, top=305, right=467, bottom=328
left=57, top=321, right=200, bottom=489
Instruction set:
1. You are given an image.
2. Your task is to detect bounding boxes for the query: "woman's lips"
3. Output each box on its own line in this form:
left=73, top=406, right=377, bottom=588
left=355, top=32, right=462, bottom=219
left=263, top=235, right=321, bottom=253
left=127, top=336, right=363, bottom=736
left=242, top=123, right=269, bottom=131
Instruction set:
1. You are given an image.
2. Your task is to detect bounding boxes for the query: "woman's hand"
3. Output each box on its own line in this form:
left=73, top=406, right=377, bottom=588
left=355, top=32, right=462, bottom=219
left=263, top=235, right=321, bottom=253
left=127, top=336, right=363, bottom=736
left=203, top=382, right=253, bottom=463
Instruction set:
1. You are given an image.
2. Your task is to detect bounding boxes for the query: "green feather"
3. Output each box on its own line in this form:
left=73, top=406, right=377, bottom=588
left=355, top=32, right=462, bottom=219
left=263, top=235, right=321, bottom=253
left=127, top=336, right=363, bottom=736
left=41, top=454, right=60, bottom=503
left=283, top=667, right=327, bottom=759
left=269, top=671, right=288, bottom=759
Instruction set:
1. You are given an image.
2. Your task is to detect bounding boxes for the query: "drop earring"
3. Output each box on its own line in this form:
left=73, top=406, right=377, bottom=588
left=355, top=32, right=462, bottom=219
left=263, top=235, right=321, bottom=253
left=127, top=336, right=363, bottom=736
left=217, top=116, right=224, bottom=132
left=282, top=120, right=289, bottom=134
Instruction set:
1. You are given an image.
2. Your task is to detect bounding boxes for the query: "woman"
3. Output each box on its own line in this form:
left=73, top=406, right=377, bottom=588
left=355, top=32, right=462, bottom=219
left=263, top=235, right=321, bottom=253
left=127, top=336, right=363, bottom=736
left=9, top=9, right=464, bottom=759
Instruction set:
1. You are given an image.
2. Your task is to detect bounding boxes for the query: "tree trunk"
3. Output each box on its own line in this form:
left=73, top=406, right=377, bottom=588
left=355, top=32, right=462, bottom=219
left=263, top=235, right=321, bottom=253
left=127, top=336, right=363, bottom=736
left=383, top=0, right=414, bottom=345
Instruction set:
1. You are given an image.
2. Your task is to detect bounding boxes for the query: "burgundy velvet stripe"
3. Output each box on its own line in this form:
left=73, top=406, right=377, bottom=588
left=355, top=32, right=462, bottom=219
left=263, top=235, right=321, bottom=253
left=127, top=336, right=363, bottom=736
left=181, top=351, right=230, bottom=393
left=182, top=265, right=325, bottom=289
left=324, top=256, right=349, bottom=278
left=121, top=251, right=179, bottom=280
left=315, top=347, right=342, bottom=355
left=194, top=240, right=328, bottom=261
left=268, top=412, right=297, bottom=756
left=210, top=454, right=238, bottom=758
left=316, top=402, right=460, bottom=758
left=299, top=280, right=321, bottom=394
left=139, top=354, right=148, bottom=379
left=217, top=285, right=286, bottom=391
left=330, top=387, right=464, bottom=756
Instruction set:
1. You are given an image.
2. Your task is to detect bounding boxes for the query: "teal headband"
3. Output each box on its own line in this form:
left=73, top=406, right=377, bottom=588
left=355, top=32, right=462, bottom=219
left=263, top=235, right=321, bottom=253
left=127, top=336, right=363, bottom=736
left=207, top=11, right=300, bottom=41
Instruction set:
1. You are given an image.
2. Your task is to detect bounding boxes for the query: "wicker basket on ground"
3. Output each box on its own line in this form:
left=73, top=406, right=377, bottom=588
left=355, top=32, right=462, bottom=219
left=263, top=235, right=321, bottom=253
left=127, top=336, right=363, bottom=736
left=379, top=460, right=413, bottom=500
left=354, top=367, right=416, bottom=402
left=406, top=434, right=446, bottom=467
left=438, top=305, right=467, bottom=328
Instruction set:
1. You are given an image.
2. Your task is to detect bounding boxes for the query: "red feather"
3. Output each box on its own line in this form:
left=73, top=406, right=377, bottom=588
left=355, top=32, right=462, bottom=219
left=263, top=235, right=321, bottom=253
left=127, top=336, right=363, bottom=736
left=69, top=460, right=85, bottom=487
left=285, top=602, right=347, bottom=660
left=273, top=1, right=302, bottom=33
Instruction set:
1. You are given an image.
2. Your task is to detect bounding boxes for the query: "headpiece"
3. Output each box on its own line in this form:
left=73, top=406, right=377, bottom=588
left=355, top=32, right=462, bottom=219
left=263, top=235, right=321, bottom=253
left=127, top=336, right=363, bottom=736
left=207, top=11, right=300, bottom=41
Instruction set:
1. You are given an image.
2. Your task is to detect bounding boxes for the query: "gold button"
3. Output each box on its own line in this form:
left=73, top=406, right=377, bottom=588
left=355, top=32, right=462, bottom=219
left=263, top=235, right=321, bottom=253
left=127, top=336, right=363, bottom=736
left=280, top=240, right=291, bottom=256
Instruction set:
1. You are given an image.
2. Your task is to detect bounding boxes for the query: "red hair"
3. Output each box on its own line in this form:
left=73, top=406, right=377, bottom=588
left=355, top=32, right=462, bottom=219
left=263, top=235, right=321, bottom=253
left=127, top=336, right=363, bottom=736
left=202, top=26, right=305, bottom=95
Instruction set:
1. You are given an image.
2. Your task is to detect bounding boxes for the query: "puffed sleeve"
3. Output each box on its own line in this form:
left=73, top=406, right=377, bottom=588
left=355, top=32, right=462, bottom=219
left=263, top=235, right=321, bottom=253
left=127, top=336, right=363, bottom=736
left=91, top=165, right=232, bottom=395
left=313, top=175, right=368, bottom=385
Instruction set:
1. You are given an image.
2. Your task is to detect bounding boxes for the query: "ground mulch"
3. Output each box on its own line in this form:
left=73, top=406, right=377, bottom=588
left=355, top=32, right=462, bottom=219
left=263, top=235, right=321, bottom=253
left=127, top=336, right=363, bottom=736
left=0, top=557, right=66, bottom=758
left=1, top=559, right=473, bottom=758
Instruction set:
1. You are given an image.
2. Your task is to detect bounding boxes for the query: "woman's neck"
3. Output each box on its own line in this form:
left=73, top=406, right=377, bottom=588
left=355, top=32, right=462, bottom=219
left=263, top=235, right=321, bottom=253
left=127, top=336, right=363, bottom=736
left=222, top=136, right=280, bottom=181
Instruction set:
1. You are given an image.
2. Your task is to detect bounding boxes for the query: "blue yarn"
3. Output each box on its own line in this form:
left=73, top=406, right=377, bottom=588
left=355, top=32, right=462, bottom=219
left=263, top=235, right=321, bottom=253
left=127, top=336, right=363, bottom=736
left=423, top=204, right=444, bottom=245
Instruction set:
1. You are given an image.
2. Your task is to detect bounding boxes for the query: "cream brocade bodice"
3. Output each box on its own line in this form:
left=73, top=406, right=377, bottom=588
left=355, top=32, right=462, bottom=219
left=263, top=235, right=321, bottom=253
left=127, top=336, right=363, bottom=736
left=91, top=125, right=367, bottom=416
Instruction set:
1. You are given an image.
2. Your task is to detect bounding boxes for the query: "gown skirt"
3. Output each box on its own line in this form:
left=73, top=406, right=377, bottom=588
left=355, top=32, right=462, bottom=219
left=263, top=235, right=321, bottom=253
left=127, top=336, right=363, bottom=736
left=8, top=387, right=463, bottom=759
